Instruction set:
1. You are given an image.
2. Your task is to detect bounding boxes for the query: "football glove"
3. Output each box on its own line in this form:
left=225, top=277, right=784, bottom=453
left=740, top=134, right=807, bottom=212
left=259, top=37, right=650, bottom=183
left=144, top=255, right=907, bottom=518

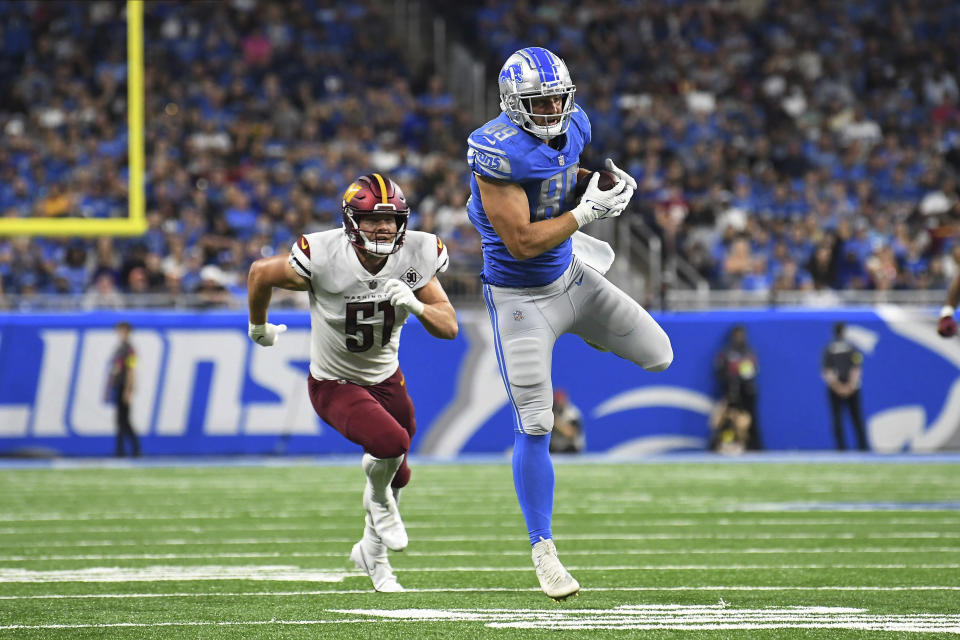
left=938, top=306, right=957, bottom=337
left=384, top=279, right=424, bottom=316
left=248, top=322, right=287, bottom=347
left=604, top=158, right=637, bottom=190
left=570, top=173, right=634, bottom=228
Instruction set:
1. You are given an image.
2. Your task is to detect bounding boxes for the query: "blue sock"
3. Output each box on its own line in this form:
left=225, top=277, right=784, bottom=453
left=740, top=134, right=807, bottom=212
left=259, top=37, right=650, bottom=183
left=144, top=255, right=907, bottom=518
left=512, top=431, right=554, bottom=546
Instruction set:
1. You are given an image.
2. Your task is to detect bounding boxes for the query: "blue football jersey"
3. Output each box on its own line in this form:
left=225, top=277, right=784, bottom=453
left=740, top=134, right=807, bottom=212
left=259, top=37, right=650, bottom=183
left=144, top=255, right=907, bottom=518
left=466, top=105, right=591, bottom=287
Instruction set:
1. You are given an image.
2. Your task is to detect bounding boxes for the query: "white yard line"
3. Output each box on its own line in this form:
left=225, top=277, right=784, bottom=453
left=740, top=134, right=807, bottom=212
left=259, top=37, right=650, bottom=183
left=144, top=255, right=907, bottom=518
left=2, top=586, right=960, bottom=601
left=0, top=566, right=353, bottom=583
left=3, top=546, right=959, bottom=562
left=2, top=563, right=960, bottom=583
left=0, top=620, right=371, bottom=630
left=1, top=605, right=959, bottom=633
left=1, top=517, right=958, bottom=535
left=330, top=605, right=960, bottom=633
left=2, top=504, right=958, bottom=522
left=3, top=531, right=959, bottom=549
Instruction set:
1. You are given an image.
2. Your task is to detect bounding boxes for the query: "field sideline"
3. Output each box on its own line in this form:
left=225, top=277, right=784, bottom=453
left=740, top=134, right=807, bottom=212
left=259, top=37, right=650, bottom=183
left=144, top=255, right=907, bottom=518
left=0, top=457, right=958, bottom=639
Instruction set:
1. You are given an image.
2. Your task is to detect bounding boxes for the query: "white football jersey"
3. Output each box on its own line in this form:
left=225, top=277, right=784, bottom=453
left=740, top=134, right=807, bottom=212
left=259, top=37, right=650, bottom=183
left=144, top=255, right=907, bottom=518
left=289, top=229, right=449, bottom=385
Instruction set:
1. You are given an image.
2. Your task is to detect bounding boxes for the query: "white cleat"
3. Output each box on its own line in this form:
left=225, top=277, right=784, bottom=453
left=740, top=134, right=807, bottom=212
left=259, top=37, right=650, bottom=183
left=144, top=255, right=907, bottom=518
left=532, top=537, right=580, bottom=601
left=362, top=482, right=408, bottom=551
left=350, top=541, right=403, bottom=593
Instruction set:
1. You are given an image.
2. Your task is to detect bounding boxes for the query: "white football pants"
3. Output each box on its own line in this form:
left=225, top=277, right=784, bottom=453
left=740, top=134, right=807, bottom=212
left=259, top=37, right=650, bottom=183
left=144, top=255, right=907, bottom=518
left=482, top=256, right=673, bottom=436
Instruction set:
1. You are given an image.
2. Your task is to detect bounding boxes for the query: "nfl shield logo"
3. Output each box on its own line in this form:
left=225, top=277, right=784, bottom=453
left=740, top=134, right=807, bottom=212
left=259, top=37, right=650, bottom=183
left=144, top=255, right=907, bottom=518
left=513, top=310, right=524, bottom=321
left=558, top=156, right=564, bottom=166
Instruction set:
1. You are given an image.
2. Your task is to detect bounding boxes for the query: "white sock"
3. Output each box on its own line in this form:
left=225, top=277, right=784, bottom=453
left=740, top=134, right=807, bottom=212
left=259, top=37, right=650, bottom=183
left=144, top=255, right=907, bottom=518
left=362, top=453, right=404, bottom=503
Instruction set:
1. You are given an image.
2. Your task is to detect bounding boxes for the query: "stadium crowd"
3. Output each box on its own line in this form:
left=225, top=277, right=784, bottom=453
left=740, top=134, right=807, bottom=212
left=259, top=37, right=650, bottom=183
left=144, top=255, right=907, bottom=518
left=2, top=0, right=960, bottom=307
left=450, top=0, right=960, bottom=293
left=0, top=0, right=480, bottom=307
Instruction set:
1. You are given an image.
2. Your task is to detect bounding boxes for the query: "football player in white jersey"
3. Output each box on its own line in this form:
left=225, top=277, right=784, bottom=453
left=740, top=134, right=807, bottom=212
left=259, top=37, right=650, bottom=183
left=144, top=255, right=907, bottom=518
left=247, top=173, right=458, bottom=592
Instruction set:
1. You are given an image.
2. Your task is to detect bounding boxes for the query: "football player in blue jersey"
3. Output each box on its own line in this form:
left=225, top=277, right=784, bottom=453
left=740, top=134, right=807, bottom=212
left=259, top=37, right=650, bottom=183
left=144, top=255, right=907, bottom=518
left=466, top=47, right=674, bottom=600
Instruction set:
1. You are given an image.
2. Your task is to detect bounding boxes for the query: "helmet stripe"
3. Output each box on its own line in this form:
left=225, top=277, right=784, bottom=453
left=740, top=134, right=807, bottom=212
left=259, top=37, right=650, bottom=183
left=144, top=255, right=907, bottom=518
left=372, top=173, right=389, bottom=205
left=517, top=48, right=543, bottom=83
left=523, top=47, right=557, bottom=84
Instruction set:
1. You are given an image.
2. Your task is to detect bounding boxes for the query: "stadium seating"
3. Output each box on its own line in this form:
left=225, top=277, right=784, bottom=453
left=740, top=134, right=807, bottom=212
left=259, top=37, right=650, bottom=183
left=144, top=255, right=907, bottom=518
left=2, top=1, right=959, bottom=307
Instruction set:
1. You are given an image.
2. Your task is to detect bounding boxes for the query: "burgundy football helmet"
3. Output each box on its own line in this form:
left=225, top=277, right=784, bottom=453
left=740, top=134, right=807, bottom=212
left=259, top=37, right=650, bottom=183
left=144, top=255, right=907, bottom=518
left=342, top=173, right=410, bottom=256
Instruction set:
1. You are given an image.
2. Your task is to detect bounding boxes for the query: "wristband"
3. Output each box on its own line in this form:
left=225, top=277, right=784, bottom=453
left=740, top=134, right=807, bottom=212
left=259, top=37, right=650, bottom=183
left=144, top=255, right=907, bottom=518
left=941, top=306, right=955, bottom=319
left=408, top=298, right=425, bottom=317
left=570, top=202, right=595, bottom=228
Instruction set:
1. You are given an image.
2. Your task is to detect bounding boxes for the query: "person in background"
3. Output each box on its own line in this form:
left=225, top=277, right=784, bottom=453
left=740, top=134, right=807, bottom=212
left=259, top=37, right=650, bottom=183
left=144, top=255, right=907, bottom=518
left=708, top=398, right=752, bottom=455
left=714, top=325, right=761, bottom=450
left=937, top=265, right=960, bottom=337
left=822, top=322, right=868, bottom=451
left=107, top=321, right=141, bottom=457
left=549, top=389, right=584, bottom=454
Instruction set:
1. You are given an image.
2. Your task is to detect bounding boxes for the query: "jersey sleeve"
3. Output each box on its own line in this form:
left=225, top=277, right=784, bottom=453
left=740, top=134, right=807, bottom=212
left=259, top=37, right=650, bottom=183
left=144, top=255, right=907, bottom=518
left=434, top=235, right=449, bottom=274
left=289, top=234, right=313, bottom=279
left=467, top=133, right=516, bottom=181
left=410, top=234, right=450, bottom=291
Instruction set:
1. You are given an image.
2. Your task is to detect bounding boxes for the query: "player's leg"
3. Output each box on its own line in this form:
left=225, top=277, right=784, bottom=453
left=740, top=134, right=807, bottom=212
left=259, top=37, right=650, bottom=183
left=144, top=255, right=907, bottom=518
left=483, top=282, right=579, bottom=600
left=368, top=367, right=417, bottom=491
left=348, top=367, right=417, bottom=591
left=567, top=262, right=673, bottom=372
left=308, top=377, right=409, bottom=552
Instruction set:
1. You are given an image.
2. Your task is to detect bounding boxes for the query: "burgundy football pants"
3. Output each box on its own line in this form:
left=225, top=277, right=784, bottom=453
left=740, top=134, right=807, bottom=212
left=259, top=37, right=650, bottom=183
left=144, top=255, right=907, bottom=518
left=307, top=367, right=415, bottom=488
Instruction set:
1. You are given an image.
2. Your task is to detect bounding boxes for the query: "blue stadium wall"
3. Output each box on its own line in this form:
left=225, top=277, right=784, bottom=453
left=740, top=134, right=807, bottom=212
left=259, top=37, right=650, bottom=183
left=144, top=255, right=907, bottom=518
left=0, top=308, right=957, bottom=457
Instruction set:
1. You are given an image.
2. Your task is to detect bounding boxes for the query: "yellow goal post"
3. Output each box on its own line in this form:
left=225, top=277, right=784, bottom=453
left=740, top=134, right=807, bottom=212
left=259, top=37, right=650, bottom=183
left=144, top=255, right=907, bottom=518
left=0, top=0, right=146, bottom=237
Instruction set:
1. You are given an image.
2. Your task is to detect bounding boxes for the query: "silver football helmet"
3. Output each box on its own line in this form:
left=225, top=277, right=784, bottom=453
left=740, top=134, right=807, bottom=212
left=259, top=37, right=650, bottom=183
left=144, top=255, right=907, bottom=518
left=498, top=47, right=576, bottom=140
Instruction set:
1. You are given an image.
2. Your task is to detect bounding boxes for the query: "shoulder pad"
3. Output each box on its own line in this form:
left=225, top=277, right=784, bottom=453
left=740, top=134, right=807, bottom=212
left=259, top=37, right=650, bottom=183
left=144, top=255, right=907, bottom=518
left=570, top=103, right=591, bottom=145
left=434, top=235, right=449, bottom=274
left=289, top=234, right=314, bottom=278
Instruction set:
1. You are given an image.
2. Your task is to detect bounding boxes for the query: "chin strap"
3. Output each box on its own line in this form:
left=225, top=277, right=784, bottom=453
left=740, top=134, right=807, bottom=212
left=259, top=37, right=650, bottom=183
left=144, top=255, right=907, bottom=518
left=358, top=230, right=399, bottom=256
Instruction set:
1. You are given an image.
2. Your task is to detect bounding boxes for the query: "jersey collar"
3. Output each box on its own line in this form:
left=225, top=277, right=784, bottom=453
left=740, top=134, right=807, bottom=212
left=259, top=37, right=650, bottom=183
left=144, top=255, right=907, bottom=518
left=345, top=233, right=394, bottom=290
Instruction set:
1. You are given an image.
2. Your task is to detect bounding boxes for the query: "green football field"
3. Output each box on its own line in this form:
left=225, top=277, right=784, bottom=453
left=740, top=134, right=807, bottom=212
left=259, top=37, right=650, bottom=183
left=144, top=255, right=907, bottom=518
left=0, top=459, right=958, bottom=639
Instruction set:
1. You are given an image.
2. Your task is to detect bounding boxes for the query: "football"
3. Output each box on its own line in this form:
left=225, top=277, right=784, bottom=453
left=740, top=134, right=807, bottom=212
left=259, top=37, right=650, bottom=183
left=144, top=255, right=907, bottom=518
left=570, top=169, right=619, bottom=205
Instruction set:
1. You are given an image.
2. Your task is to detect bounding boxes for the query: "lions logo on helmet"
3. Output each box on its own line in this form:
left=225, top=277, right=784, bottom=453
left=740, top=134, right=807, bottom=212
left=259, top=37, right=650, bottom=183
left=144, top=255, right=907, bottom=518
left=342, top=173, right=410, bottom=256
left=498, top=61, right=524, bottom=89
left=498, top=47, right=576, bottom=140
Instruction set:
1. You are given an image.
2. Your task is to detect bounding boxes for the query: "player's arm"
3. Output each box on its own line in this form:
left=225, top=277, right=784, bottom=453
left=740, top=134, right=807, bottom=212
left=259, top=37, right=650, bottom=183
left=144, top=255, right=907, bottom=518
left=384, top=276, right=458, bottom=340
left=476, top=174, right=579, bottom=260
left=413, top=276, right=458, bottom=340
left=247, top=254, right=310, bottom=346
left=476, top=172, right=632, bottom=260
left=939, top=271, right=960, bottom=337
